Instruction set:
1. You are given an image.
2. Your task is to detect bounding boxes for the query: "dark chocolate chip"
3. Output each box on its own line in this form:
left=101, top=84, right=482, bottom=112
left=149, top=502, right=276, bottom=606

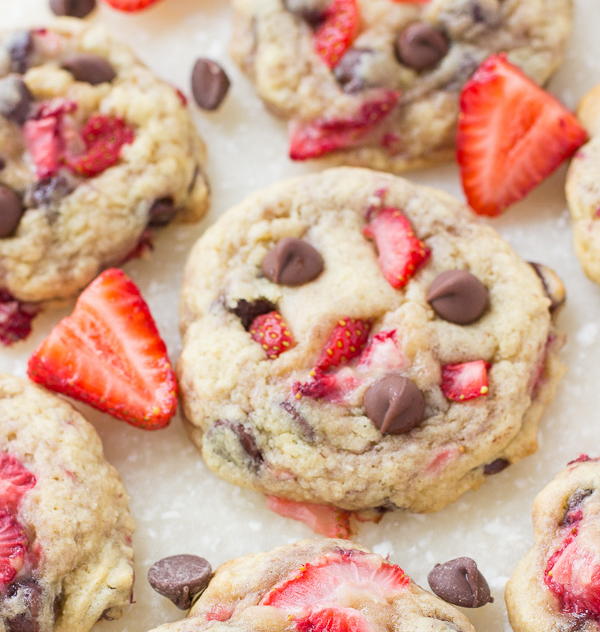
left=148, top=197, right=177, bottom=227
left=562, top=488, right=593, bottom=526
left=428, top=557, right=493, bottom=608
left=5, top=578, right=43, bottom=632
left=262, top=238, right=324, bottom=286
left=283, top=0, right=325, bottom=25
left=214, top=420, right=263, bottom=466
left=231, top=298, right=276, bottom=330
left=364, top=374, right=425, bottom=435
left=529, top=262, right=566, bottom=313
left=0, top=158, right=6, bottom=171
left=0, top=184, right=24, bottom=238
left=395, top=22, right=450, bottom=72
left=191, top=59, right=230, bottom=111
left=8, top=31, right=33, bottom=74
left=483, top=458, right=509, bottom=475
left=148, top=554, right=212, bottom=610
left=49, top=0, right=96, bottom=18
left=0, top=76, right=33, bottom=125
left=26, top=175, right=75, bottom=209
left=61, top=54, right=116, bottom=85
left=280, top=400, right=315, bottom=442
left=334, top=48, right=373, bottom=93
left=427, top=270, right=489, bottom=325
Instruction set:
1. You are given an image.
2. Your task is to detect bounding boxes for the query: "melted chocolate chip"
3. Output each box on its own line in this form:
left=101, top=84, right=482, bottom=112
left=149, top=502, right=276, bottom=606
left=562, top=488, right=593, bottom=526
left=483, top=458, right=509, bottom=475
left=529, top=262, right=566, bottom=313
left=214, top=420, right=263, bottom=467
left=0, top=158, right=6, bottom=171
left=8, top=31, right=33, bottom=74
left=0, top=184, right=24, bottom=238
left=191, top=59, right=230, bottom=111
left=428, top=557, right=493, bottom=608
left=262, top=238, right=324, bottom=286
left=49, top=0, right=97, bottom=18
left=26, top=175, right=75, bottom=209
left=148, top=555, right=212, bottom=610
left=334, top=48, right=373, bottom=93
left=364, top=374, right=425, bottom=435
left=231, top=298, right=276, bottom=330
left=0, top=76, right=33, bottom=125
left=280, top=400, right=315, bottom=442
left=427, top=270, right=489, bottom=325
left=283, top=0, right=326, bottom=25
left=148, top=197, right=177, bottom=227
left=61, top=54, right=116, bottom=85
left=395, top=22, right=450, bottom=72
left=5, top=578, right=43, bottom=632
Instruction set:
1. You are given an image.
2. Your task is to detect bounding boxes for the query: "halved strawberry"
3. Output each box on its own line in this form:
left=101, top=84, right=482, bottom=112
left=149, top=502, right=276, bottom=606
left=261, top=548, right=409, bottom=610
left=0, top=511, right=28, bottom=586
left=441, top=360, right=490, bottom=402
left=363, top=207, right=430, bottom=289
left=0, top=454, right=35, bottom=511
left=250, top=311, right=295, bottom=359
left=457, top=53, right=587, bottom=216
left=314, top=0, right=360, bottom=69
left=316, top=318, right=371, bottom=372
left=296, top=607, right=371, bottom=632
left=101, top=0, right=163, bottom=11
left=289, top=91, right=399, bottom=160
left=27, top=268, right=177, bottom=429
left=267, top=496, right=352, bottom=538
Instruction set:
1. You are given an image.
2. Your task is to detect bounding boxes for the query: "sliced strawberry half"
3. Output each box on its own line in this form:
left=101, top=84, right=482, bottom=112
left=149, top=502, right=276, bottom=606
left=457, top=53, right=587, bottom=216
left=441, top=360, right=490, bottom=402
left=289, top=91, right=399, bottom=160
left=0, top=454, right=35, bottom=511
left=267, top=496, right=352, bottom=538
left=296, top=607, right=371, bottom=632
left=363, top=207, right=430, bottom=289
left=0, top=511, right=28, bottom=587
left=27, top=268, right=177, bottom=430
left=316, top=318, right=371, bottom=372
left=314, top=0, right=361, bottom=69
left=250, top=311, right=295, bottom=359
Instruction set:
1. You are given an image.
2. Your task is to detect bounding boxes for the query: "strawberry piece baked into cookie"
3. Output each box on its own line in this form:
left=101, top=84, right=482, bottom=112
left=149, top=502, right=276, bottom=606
left=0, top=19, right=209, bottom=343
left=506, top=456, right=600, bottom=631
left=178, top=168, right=566, bottom=525
left=230, top=0, right=572, bottom=171
left=147, top=539, right=476, bottom=632
left=0, top=374, right=134, bottom=631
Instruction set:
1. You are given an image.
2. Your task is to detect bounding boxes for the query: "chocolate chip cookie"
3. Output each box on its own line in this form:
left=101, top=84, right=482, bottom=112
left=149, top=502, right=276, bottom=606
left=230, top=0, right=572, bottom=171
left=178, top=167, right=565, bottom=514
left=0, top=373, right=134, bottom=632
left=147, top=539, right=476, bottom=632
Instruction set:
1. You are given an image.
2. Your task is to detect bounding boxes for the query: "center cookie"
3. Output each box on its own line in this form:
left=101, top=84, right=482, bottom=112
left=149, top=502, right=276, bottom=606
left=178, top=167, right=565, bottom=514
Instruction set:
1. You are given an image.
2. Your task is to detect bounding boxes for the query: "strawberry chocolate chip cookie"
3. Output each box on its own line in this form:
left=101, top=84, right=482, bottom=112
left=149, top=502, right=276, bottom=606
left=506, top=456, right=600, bottom=631
left=146, top=539, right=476, bottom=632
left=178, top=167, right=565, bottom=521
left=230, top=0, right=572, bottom=171
left=0, top=373, right=134, bottom=631
left=0, top=19, right=209, bottom=343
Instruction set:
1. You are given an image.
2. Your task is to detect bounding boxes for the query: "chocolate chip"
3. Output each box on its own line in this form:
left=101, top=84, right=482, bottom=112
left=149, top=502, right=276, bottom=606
left=231, top=298, right=276, bottom=330
left=529, top=262, right=566, bottom=313
left=148, top=554, right=212, bottom=610
left=49, top=0, right=96, bottom=18
left=213, top=420, right=263, bottom=467
left=334, top=48, right=373, bottom=93
left=395, top=22, right=450, bottom=72
left=191, top=59, right=230, bottom=111
left=26, top=175, right=75, bottom=208
left=283, top=0, right=326, bottom=25
left=0, top=158, right=6, bottom=171
left=0, top=185, right=24, bottom=238
left=428, top=557, right=493, bottom=608
left=364, top=374, right=425, bottom=435
left=148, top=197, right=177, bottom=227
left=280, top=400, right=315, bottom=442
left=5, top=578, right=43, bottom=632
left=61, top=54, right=116, bottom=85
left=262, top=238, right=324, bottom=286
left=427, top=270, right=489, bottom=325
left=483, top=458, right=509, bottom=475
left=562, top=489, right=593, bottom=526
left=0, top=76, right=33, bottom=125
left=8, top=31, right=33, bottom=74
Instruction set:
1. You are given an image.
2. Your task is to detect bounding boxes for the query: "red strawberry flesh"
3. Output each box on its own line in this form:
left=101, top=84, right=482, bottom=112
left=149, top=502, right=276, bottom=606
left=441, top=360, right=490, bottom=402
left=250, top=311, right=295, bottom=359
left=296, top=607, right=371, bottom=632
left=0, top=453, right=36, bottom=511
left=314, top=0, right=360, bottom=69
left=0, top=291, right=40, bottom=346
left=0, top=511, right=28, bottom=587
left=316, top=318, right=371, bottom=372
left=101, top=0, right=163, bottom=11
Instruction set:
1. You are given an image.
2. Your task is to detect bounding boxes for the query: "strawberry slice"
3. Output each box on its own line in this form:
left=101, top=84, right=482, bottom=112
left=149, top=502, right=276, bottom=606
left=0, top=454, right=35, bottom=511
left=457, top=53, right=587, bottom=216
left=441, top=360, right=490, bottom=402
left=296, top=607, right=371, bottom=632
left=316, top=318, right=371, bottom=372
left=101, top=0, right=163, bottom=11
left=314, top=0, right=360, bottom=69
left=267, top=496, right=352, bottom=538
left=0, top=511, right=28, bottom=586
left=249, top=311, right=296, bottom=359
left=27, top=268, right=177, bottom=430
left=363, top=207, right=430, bottom=289
left=289, top=91, right=399, bottom=160
left=261, top=548, right=409, bottom=610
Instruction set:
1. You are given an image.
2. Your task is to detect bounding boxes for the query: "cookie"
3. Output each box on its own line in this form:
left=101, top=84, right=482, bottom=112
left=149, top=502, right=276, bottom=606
left=0, top=374, right=134, bottom=631
left=505, top=455, right=600, bottom=631
left=178, top=167, right=565, bottom=514
left=0, top=18, right=209, bottom=306
left=147, top=538, right=476, bottom=632
left=230, top=0, right=572, bottom=171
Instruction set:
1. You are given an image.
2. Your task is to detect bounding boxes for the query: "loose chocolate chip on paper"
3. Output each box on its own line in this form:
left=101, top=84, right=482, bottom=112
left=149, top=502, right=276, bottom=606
left=191, top=59, right=230, bottom=111
left=0, top=184, right=24, bottom=238
left=483, top=458, right=509, bottom=475
left=49, top=0, right=96, bottom=18
left=395, top=22, right=450, bottom=72
left=427, top=270, right=489, bottom=325
left=262, top=238, right=324, bottom=286
left=428, top=557, right=493, bottom=608
left=0, top=76, right=33, bottom=125
left=148, top=197, right=177, bottom=227
left=148, top=554, right=213, bottom=610
left=62, top=54, right=116, bottom=85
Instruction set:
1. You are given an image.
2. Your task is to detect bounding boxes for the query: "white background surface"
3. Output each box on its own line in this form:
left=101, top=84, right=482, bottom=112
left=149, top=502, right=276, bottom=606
left=2, top=0, right=600, bottom=630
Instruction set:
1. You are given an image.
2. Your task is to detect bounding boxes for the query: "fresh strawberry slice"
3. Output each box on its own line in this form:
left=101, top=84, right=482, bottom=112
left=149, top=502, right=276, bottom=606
left=0, top=291, right=40, bottom=346
left=289, top=91, right=399, bottom=160
left=316, top=318, right=371, bottom=372
left=296, top=607, right=371, bottom=632
left=261, top=547, right=409, bottom=610
left=441, top=360, right=490, bottom=402
left=27, top=268, right=177, bottom=430
left=0, top=511, right=28, bottom=586
left=66, top=114, right=134, bottom=177
left=101, top=0, right=163, bottom=11
left=250, top=311, right=295, bottom=359
left=0, top=454, right=35, bottom=511
left=363, top=207, right=430, bottom=289
left=457, top=53, right=587, bottom=216
left=267, top=496, right=352, bottom=538
left=314, top=0, right=360, bottom=69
